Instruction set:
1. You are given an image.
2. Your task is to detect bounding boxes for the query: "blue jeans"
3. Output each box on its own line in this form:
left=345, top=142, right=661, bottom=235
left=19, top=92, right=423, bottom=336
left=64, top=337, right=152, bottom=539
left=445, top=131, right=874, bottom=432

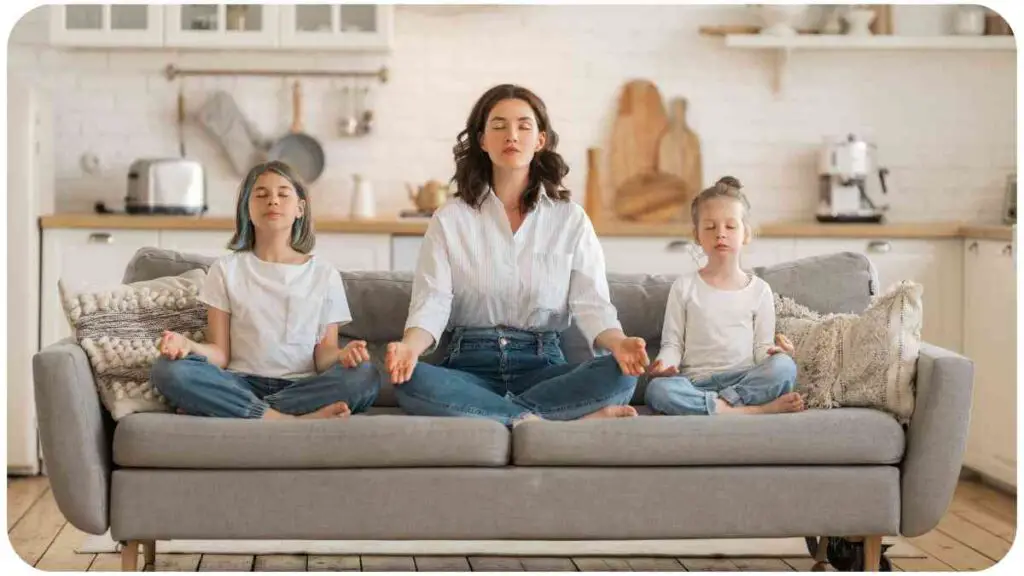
left=394, top=327, right=638, bottom=426
left=151, top=354, right=381, bottom=419
left=645, top=354, right=797, bottom=416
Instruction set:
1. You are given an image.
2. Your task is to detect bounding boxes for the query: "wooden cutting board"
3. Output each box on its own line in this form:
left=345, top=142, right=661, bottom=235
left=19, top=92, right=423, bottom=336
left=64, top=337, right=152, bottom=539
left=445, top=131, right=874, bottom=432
left=614, top=172, right=690, bottom=222
left=658, top=97, right=703, bottom=201
left=608, top=80, right=668, bottom=194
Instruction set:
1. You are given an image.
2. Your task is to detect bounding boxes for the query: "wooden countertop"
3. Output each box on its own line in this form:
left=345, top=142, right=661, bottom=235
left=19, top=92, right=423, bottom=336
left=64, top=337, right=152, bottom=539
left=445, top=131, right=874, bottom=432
left=38, top=214, right=1014, bottom=241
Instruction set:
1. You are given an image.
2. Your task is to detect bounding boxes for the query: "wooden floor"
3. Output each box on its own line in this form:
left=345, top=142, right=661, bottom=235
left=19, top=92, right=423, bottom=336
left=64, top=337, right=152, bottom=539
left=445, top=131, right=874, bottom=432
left=8, top=474, right=1015, bottom=572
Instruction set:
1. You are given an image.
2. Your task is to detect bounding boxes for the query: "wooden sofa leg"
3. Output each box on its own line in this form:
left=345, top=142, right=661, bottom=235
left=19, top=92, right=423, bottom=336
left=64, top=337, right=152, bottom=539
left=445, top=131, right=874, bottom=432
left=812, top=537, right=829, bottom=571
left=142, top=540, right=156, bottom=569
left=120, top=540, right=140, bottom=572
left=863, top=535, right=882, bottom=572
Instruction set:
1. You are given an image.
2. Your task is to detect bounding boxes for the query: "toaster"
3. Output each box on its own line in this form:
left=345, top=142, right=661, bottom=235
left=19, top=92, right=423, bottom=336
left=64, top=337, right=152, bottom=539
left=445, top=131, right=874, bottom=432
left=126, top=158, right=207, bottom=215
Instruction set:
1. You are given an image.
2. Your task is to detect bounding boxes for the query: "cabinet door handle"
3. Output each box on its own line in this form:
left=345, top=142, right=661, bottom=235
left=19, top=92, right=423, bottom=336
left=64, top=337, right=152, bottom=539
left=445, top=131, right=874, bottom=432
left=665, top=239, right=692, bottom=252
left=867, top=240, right=891, bottom=253
left=87, top=233, right=113, bottom=244
left=1002, top=244, right=1013, bottom=256
left=968, top=241, right=979, bottom=253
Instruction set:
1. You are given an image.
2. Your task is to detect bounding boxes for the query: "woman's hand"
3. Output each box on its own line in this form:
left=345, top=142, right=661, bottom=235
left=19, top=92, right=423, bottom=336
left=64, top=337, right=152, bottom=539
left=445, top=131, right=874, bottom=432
left=610, top=336, right=649, bottom=376
left=339, top=340, right=370, bottom=368
left=159, top=330, right=191, bottom=360
left=385, top=341, right=418, bottom=385
left=767, top=333, right=795, bottom=356
left=645, top=359, right=680, bottom=378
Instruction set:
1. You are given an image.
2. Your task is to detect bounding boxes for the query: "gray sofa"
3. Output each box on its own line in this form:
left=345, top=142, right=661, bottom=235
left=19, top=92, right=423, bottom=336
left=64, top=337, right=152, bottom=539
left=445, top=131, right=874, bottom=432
left=33, top=248, right=973, bottom=572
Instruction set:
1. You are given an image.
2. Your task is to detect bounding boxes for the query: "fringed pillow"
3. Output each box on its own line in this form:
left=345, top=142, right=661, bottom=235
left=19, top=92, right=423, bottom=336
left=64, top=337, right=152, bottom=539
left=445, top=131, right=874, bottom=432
left=775, top=280, right=923, bottom=423
left=58, top=269, right=208, bottom=420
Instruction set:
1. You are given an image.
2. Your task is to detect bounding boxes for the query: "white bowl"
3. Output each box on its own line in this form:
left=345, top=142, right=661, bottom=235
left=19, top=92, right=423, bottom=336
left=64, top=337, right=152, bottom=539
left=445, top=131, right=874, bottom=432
left=757, top=5, right=807, bottom=36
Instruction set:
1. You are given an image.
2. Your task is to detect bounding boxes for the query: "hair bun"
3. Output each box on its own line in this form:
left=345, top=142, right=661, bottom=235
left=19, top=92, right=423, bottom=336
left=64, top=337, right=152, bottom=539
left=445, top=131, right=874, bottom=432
left=715, top=176, right=742, bottom=189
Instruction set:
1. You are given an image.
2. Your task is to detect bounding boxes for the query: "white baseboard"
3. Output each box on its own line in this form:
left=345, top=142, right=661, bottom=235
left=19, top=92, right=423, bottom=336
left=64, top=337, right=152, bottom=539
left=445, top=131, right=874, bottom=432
left=79, top=532, right=924, bottom=558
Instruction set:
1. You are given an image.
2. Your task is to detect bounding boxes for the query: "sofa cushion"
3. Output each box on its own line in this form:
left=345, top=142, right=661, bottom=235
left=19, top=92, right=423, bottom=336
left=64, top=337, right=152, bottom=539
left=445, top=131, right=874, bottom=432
left=512, top=408, right=904, bottom=466
left=59, top=268, right=209, bottom=420
left=776, top=280, right=923, bottom=423
left=753, top=251, right=878, bottom=314
left=113, top=410, right=511, bottom=468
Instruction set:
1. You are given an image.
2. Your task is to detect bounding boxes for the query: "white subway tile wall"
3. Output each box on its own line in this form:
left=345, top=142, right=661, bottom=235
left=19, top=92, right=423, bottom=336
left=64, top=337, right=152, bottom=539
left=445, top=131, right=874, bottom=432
left=9, top=5, right=1016, bottom=222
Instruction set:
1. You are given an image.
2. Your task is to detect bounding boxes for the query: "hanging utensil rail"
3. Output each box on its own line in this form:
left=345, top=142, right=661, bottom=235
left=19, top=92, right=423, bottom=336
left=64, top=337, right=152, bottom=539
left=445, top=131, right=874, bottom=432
left=163, top=64, right=389, bottom=83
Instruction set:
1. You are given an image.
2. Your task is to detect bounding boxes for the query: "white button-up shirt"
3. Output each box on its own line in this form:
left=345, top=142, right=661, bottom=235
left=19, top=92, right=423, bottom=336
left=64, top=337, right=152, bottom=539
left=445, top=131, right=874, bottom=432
left=405, top=190, right=622, bottom=351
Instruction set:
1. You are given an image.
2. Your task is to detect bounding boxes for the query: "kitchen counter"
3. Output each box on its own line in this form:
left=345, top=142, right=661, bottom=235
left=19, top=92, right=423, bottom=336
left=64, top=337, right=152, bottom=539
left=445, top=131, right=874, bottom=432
left=38, top=214, right=1015, bottom=241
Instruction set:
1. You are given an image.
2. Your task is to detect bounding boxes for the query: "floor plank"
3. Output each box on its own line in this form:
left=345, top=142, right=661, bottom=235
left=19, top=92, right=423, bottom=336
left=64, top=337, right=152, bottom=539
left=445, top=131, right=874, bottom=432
left=572, top=557, right=632, bottom=571
left=154, top=553, right=202, bottom=572
left=679, top=557, right=740, bottom=571
left=625, top=557, right=684, bottom=571
left=308, top=555, right=361, bottom=571
left=907, top=529, right=996, bottom=571
left=468, top=556, right=525, bottom=571
left=7, top=489, right=69, bottom=566
left=781, top=557, right=833, bottom=571
left=936, top=513, right=1013, bottom=561
left=521, top=556, right=577, bottom=571
left=89, top=553, right=125, bottom=571
left=414, top=556, right=471, bottom=571
left=950, top=506, right=1016, bottom=543
left=198, top=554, right=255, bottom=571
left=255, top=553, right=308, bottom=571
left=732, top=557, right=794, bottom=571
left=34, top=521, right=95, bottom=571
left=361, top=555, right=416, bottom=572
left=6, top=476, right=50, bottom=531
left=890, top=556, right=955, bottom=572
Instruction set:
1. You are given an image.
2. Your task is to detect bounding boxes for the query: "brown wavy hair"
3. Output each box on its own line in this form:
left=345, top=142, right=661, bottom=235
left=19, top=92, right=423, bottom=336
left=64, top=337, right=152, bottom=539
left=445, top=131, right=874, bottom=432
left=451, top=84, right=571, bottom=212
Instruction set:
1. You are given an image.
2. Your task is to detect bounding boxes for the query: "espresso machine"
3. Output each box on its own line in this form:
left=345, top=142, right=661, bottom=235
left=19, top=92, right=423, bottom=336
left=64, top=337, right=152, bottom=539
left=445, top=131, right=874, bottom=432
left=816, top=134, right=890, bottom=223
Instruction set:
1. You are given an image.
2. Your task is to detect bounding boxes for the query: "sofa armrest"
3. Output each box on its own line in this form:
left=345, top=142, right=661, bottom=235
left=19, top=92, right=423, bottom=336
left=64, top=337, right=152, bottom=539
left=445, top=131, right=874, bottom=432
left=32, top=338, right=112, bottom=535
left=900, top=342, right=974, bottom=537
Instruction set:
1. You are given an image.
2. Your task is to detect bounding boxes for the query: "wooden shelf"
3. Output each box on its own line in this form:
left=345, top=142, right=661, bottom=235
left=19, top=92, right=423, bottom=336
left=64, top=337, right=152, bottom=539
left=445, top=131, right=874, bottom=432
left=723, top=34, right=1016, bottom=51
left=710, top=33, right=1015, bottom=94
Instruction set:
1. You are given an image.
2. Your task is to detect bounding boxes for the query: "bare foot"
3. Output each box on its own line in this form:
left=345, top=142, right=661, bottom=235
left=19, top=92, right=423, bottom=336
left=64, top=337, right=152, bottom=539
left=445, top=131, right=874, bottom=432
left=581, top=405, right=639, bottom=419
left=714, top=392, right=805, bottom=415
left=757, top=392, right=805, bottom=414
left=300, top=401, right=352, bottom=419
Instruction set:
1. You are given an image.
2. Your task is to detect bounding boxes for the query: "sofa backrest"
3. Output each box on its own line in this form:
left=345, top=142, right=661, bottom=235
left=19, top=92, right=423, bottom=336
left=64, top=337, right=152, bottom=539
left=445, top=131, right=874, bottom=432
left=123, top=247, right=877, bottom=407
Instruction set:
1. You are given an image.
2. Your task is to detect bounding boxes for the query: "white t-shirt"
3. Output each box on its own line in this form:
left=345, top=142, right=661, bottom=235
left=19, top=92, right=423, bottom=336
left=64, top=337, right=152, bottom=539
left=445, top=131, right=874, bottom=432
left=199, top=251, right=352, bottom=379
left=655, top=271, right=775, bottom=382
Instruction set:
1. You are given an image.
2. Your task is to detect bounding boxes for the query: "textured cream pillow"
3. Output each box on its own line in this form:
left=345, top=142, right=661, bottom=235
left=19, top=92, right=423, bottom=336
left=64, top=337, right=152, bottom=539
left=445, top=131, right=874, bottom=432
left=775, top=280, right=923, bottom=422
left=59, top=269, right=208, bottom=420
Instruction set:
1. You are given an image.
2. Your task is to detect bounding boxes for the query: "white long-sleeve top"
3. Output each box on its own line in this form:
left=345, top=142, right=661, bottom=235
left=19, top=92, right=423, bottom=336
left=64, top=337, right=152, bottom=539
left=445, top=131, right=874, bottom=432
left=655, top=271, right=776, bottom=381
left=404, top=190, right=622, bottom=352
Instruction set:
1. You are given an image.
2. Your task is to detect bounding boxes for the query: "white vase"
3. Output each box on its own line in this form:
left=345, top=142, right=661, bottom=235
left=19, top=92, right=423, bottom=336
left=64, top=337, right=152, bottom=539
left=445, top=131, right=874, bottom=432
left=350, top=174, right=376, bottom=220
left=843, top=8, right=876, bottom=36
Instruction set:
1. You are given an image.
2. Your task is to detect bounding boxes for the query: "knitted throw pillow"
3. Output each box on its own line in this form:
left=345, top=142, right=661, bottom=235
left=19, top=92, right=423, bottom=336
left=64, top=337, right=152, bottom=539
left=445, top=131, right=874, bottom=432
left=58, top=269, right=208, bottom=420
left=775, top=280, right=923, bottom=423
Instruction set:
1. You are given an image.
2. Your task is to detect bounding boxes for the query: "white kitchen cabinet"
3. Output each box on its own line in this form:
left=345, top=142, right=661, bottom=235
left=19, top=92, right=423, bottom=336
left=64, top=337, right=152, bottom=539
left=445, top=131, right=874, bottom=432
left=793, top=238, right=963, bottom=352
left=600, top=237, right=701, bottom=276
left=279, top=4, right=394, bottom=50
left=313, top=233, right=391, bottom=271
left=158, top=230, right=234, bottom=259
left=49, top=4, right=164, bottom=47
left=40, top=229, right=160, bottom=349
left=391, top=235, right=423, bottom=272
left=962, top=238, right=1017, bottom=488
left=164, top=4, right=280, bottom=49
left=740, top=238, right=797, bottom=271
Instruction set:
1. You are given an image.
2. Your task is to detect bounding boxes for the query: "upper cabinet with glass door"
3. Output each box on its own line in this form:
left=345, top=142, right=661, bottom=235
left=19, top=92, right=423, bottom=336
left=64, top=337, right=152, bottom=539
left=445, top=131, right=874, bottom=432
left=50, top=5, right=164, bottom=47
left=279, top=4, right=394, bottom=50
left=164, top=4, right=280, bottom=48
